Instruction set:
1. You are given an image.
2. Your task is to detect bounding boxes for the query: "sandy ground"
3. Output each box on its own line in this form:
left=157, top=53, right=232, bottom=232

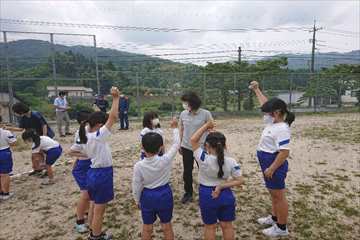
left=0, top=113, right=359, bottom=240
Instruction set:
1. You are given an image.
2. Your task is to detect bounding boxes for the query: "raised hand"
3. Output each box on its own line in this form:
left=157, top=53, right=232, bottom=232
left=249, top=81, right=259, bottom=90
left=206, top=119, right=216, bottom=130
left=110, top=86, right=120, bottom=98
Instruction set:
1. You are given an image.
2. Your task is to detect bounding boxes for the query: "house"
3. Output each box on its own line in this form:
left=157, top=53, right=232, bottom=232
left=0, top=92, right=21, bottom=122
left=341, top=89, right=359, bottom=106
left=47, top=86, right=94, bottom=98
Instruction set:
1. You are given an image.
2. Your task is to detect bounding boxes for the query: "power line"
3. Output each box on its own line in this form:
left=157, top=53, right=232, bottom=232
left=0, top=18, right=311, bottom=33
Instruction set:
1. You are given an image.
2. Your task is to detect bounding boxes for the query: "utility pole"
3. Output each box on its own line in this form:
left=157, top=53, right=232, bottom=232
left=93, top=35, right=100, bottom=95
left=238, top=47, right=242, bottom=63
left=309, top=20, right=322, bottom=111
left=3, top=31, right=14, bottom=123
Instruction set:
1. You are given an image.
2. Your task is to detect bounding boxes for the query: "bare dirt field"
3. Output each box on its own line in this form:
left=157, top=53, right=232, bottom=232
left=1, top=112, right=359, bottom=240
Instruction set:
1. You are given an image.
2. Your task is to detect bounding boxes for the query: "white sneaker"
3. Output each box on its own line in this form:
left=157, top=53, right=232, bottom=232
left=262, top=224, right=289, bottom=237
left=257, top=215, right=276, bottom=225
left=75, top=223, right=89, bottom=233
left=0, top=192, right=14, bottom=200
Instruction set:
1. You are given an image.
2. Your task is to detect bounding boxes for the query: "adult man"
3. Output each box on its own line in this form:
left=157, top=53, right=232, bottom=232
left=179, top=91, right=212, bottom=204
left=11, top=102, right=54, bottom=176
left=94, top=95, right=109, bottom=113
left=54, top=91, right=71, bottom=137
left=119, top=94, right=129, bottom=130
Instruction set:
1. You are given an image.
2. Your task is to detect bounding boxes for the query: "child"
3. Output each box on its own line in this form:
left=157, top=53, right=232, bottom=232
left=67, top=110, right=93, bottom=233
left=140, top=112, right=164, bottom=160
left=250, top=81, right=295, bottom=237
left=190, top=120, right=244, bottom=240
left=22, top=129, right=62, bottom=185
left=0, top=116, right=17, bottom=200
left=78, top=87, right=120, bottom=240
left=132, top=118, right=180, bottom=240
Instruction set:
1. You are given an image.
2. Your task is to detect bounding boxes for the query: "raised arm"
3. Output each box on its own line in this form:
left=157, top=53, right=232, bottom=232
left=105, top=87, right=120, bottom=130
left=163, top=118, right=180, bottom=161
left=190, top=120, right=215, bottom=151
left=249, top=81, right=268, bottom=106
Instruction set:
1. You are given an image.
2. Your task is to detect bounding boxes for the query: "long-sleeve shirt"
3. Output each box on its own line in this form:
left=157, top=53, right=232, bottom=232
left=132, top=128, right=180, bottom=203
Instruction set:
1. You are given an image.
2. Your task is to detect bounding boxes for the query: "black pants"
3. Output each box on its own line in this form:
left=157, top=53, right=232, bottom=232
left=182, top=147, right=195, bottom=195
left=119, top=112, right=129, bottom=129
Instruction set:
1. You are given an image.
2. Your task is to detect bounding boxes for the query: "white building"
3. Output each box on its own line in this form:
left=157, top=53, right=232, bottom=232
left=47, top=86, right=94, bottom=98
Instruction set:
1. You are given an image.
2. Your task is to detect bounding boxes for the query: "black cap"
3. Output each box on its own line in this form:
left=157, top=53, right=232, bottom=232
left=261, top=98, right=287, bottom=113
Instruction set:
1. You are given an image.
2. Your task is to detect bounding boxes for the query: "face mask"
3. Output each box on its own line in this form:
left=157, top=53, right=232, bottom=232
left=263, top=114, right=274, bottom=125
left=182, top=103, right=189, bottom=111
left=151, top=118, right=160, bottom=127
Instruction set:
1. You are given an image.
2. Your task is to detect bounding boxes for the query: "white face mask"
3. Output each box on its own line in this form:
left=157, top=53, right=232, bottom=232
left=182, top=102, right=189, bottom=111
left=263, top=114, right=274, bottom=125
left=151, top=118, right=160, bottom=127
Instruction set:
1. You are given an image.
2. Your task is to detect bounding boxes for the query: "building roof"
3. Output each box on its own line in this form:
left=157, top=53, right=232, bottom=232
left=47, top=86, right=93, bottom=92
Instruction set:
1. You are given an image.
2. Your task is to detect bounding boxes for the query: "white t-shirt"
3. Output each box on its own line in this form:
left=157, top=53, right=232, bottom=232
left=140, top=127, right=164, bottom=142
left=70, top=128, right=89, bottom=160
left=32, top=136, right=60, bottom=153
left=132, top=129, right=180, bottom=203
left=257, top=121, right=291, bottom=153
left=194, top=148, right=242, bottom=187
left=82, top=126, right=112, bottom=168
left=0, top=128, right=16, bottom=150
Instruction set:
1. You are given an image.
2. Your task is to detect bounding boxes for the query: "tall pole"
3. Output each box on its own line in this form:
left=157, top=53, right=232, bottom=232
left=136, top=72, right=141, bottom=118
left=310, top=20, right=322, bottom=112
left=238, top=47, right=242, bottom=63
left=3, top=31, right=14, bottom=123
left=50, top=33, right=58, bottom=97
left=93, top=35, right=100, bottom=95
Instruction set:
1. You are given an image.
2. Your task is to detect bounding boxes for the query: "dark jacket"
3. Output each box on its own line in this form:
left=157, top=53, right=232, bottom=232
left=119, top=97, right=129, bottom=112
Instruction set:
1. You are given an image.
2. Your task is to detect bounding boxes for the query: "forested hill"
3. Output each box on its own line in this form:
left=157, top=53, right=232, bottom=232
left=0, top=39, right=359, bottom=70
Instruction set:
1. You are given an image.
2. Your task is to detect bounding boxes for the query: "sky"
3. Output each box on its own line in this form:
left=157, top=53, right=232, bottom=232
left=1, top=0, right=359, bottom=64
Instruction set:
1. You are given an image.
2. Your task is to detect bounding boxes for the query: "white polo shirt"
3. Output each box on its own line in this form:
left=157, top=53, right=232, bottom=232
left=82, top=126, right=112, bottom=168
left=194, top=147, right=242, bottom=187
left=32, top=136, right=60, bottom=153
left=257, top=121, right=291, bottom=153
left=132, top=129, right=180, bottom=203
left=54, top=97, right=68, bottom=112
left=0, top=128, right=16, bottom=150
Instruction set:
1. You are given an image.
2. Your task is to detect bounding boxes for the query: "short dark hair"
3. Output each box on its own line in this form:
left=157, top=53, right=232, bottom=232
left=76, top=110, right=92, bottom=124
left=142, top=132, right=163, bottom=154
left=142, top=111, right=159, bottom=129
left=12, top=102, right=30, bottom=115
left=181, top=91, right=202, bottom=110
left=59, top=91, right=67, bottom=96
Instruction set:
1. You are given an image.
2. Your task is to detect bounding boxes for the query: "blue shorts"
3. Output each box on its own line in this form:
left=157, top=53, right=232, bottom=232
left=257, top=151, right=288, bottom=190
left=140, top=184, right=173, bottom=224
left=87, top=167, right=114, bottom=204
left=72, top=159, right=91, bottom=190
left=45, top=146, right=63, bottom=166
left=0, top=148, right=13, bottom=174
left=199, top=185, right=236, bottom=225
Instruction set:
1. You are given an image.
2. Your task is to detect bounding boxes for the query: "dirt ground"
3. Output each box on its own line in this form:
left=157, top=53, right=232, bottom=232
left=0, top=113, right=359, bottom=240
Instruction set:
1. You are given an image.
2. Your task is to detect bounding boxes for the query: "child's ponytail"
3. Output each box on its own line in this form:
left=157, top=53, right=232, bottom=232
left=205, top=132, right=226, bottom=179
left=79, top=120, right=88, bottom=144
left=285, top=110, right=295, bottom=126
left=216, top=143, right=225, bottom=178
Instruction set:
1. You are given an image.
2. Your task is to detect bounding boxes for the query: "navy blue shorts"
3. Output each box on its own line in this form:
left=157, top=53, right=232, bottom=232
left=140, top=184, right=173, bottom=224
left=72, top=159, right=91, bottom=190
left=45, top=146, right=62, bottom=166
left=257, top=151, right=288, bottom=190
left=0, top=148, right=13, bottom=174
left=87, top=167, right=114, bottom=204
left=199, top=185, right=236, bottom=225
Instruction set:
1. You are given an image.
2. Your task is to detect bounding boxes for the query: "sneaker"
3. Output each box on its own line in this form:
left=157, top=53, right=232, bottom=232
left=262, top=224, right=289, bottom=237
left=40, top=171, right=48, bottom=178
left=181, top=193, right=193, bottom=204
left=88, top=231, right=113, bottom=240
left=0, top=192, right=14, bottom=200
left=75, top=223, right=89, bottom=234
left=41, top=179, right=55, bottom=185
left=257, top=215, right=276, bottom=225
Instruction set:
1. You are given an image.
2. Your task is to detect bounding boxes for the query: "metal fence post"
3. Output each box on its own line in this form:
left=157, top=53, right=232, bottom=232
left=289, top=73, right=293, bottom=111
left=93, top=35, right=100, bottom=95
left=50, top=33, right=57, bottom=96
left=3, top=31, right=14, bottom=123
left=136, top=72, right=141, bottom=118
left=203, top=72, right=207, bottom=108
